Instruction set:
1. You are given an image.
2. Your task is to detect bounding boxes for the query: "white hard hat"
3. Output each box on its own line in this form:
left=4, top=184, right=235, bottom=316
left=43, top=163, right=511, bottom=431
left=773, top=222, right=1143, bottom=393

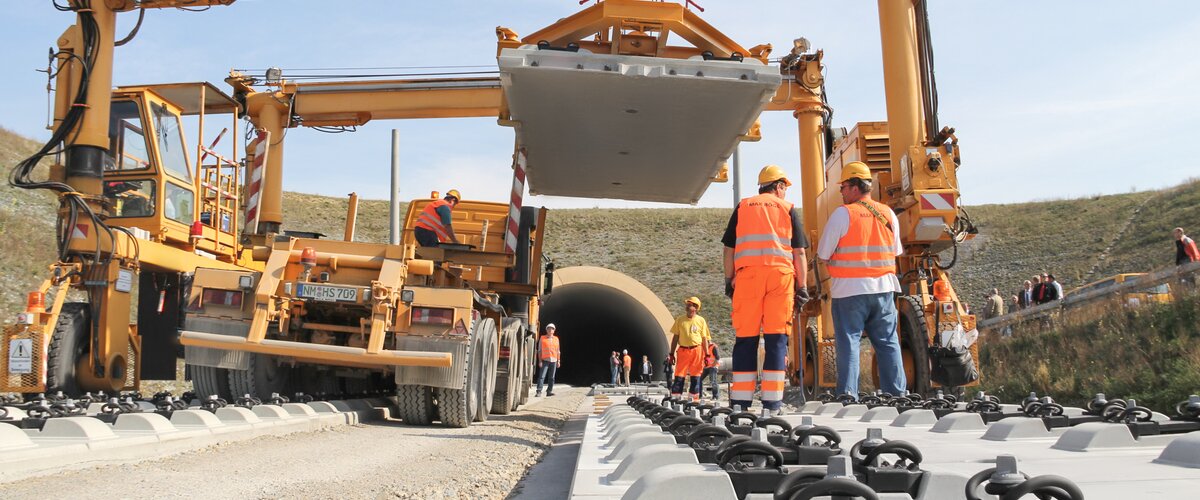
left=623, top=349, right=628, bottom=353
left=546, top=323, right=556, bottom=330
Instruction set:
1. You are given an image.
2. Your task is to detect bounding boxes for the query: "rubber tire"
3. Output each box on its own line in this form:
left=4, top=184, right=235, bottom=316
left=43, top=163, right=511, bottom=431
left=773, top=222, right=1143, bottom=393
left=46, top=303, right=91, bottom=397
left=227, top=353, right=292, bottom=400
left=297, top=365, right=339, bottom=399
left=897, top=295, right=932, bottom=396
left=518, top=335, right=534, bottom=406
left=190, top=365, right=232, bottom=401
left=396, top=385, right=435, bottom=425
left=802, top=326, right=819, bottom=402
left=474, top=318, right=498, bottom=422
left=438, top=318, right=491, bottom=428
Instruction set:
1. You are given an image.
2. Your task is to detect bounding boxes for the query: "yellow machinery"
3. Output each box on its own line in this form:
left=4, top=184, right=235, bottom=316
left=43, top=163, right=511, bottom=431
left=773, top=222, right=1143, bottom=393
left=4, top=0, right=980, bottom=416
left=767, top=1, right=979, bottom=397
left=1, top=1, right=255, bottom=395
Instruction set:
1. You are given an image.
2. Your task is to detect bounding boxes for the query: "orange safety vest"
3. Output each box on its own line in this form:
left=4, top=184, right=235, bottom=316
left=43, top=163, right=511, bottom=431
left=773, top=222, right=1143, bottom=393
left=414, top=199, right=453, bottom=242
left=732, top=193, right=794, bottom=270
left=827, top=200, right=897, bottom=278
left=539, top=335, right=560, bottom=361
left=622, top=354, right=631, bottom=367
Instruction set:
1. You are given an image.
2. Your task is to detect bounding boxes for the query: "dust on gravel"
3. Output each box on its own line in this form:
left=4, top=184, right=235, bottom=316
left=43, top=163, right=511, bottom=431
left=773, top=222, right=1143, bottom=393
left=0, top=387, right=588, bottom=500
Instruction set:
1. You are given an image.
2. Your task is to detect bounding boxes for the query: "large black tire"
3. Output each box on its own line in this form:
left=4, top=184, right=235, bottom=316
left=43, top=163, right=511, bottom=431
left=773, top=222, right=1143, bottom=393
left=396, top=385, right=435, bottom=425
left=297, top=365, right=339, bottom=399
left=190, top=365, right=232, bottom=401
left=46, top=303, right=91, bottom=397
left=438, top=318, right=492, bottom=428
left=518, top=335, right=534, bottom=406
left=474, top=319, right=498, bottom=422
left=802, top=326, right=820, bottom=402
left=228, top=353, right=292, bottom=400
left=897, top=295, right=932, bottom=396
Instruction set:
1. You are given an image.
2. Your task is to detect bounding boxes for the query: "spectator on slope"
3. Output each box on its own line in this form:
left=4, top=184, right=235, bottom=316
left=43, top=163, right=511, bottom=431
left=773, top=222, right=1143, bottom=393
left=1047, top=274, right=1064, bottom=302
left=1032, top=274, right=1047, bottom=305
left=984, top=288, right=1005, bottom=319
left=1018, top=280, right=1035, bottom=309
left=1175, top=227, right=1200, bottom=265
left=1036, top=272, right=1059, bottom=304
left=1010, top=294, right=1020, bottom=313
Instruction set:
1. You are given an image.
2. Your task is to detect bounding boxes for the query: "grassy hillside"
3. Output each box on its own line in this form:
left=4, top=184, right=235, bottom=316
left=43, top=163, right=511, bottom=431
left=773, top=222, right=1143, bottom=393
left=3, top=127, right=1199, bottom=403
left=0, top=128, right=58, bottom=320
left=981, top=287, right=1200, bottom=411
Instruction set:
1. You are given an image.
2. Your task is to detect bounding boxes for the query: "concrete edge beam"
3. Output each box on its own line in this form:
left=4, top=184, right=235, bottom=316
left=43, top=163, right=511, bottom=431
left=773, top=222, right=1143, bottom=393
left=607, top=444, right=698, bottom=484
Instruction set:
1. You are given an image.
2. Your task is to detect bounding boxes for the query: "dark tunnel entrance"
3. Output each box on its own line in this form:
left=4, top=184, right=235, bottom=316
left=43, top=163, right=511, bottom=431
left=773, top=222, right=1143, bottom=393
left=539, top=279, right=670, bottom=386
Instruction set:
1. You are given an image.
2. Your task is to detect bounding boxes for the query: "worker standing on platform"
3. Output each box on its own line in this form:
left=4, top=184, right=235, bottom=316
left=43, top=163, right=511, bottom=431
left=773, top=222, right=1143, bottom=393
left=669, top=297, right=712, bottom=401
left=722, top=165, right=809, bottom=414
left=413, top=190, right=462, bottom=247
left=816, top=162, right=905, bottom=398
left=535, top=323, right=560, bottom=397
left=621, top=349, right=632, bottom=386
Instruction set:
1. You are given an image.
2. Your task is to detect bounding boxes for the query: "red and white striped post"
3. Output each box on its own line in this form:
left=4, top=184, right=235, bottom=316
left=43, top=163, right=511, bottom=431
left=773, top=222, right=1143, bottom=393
left=504, top=148, right=527, bottom=254
left=243, top=129, right=270, bottom=235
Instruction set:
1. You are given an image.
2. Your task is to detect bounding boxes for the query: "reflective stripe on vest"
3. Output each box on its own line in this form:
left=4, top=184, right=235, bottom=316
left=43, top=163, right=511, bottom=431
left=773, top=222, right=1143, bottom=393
left=414, top=199, right=452, bottom=242
left=539, top=336, right=559, bottom=360
left=827, top=200, right=897, bottom=278
left=733, top=193, right=794, bottom=270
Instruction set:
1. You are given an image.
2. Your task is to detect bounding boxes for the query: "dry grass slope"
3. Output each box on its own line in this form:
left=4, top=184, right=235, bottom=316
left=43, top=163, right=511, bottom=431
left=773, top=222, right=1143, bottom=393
left=2, top=127, right=1198, bottom=398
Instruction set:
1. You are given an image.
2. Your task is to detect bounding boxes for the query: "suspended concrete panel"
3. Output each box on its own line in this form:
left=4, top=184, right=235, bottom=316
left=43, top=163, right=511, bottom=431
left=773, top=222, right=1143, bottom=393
left=499, top=47, right=782, bottom=204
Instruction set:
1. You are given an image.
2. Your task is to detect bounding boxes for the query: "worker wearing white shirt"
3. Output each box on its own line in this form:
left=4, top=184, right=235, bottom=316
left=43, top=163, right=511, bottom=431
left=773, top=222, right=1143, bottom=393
left=816, top=162, right=906, bottom=398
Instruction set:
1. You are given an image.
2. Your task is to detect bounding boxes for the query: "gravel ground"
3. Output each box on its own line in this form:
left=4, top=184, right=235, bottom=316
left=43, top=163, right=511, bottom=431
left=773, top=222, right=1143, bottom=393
left=0, top=386, right=588, bottom=500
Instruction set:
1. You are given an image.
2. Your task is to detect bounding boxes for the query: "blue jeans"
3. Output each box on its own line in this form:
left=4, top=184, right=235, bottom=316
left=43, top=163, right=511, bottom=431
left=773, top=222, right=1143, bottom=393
left=700, top=367, right=719, bottom=399
left=610, top=365, right=619, bottom=385
left=537, top=362, right=557, bottom=394
left=832, top=292, right=906, bottom=398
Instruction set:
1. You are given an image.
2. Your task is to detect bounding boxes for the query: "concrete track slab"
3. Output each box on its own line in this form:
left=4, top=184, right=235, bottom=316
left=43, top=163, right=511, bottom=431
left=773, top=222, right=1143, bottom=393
left=499, top=47, right=781, bottom=204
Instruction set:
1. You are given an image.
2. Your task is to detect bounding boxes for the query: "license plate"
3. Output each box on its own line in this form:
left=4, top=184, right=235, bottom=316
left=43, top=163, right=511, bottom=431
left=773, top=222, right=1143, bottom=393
left=296, top=283, right=358, bottom=302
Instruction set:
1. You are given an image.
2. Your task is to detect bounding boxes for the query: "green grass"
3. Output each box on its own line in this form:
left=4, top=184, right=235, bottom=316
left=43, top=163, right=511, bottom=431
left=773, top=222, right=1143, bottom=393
left=0, top=127, right=58, bottom=322
left=980, top=287, right=1200, bottom=410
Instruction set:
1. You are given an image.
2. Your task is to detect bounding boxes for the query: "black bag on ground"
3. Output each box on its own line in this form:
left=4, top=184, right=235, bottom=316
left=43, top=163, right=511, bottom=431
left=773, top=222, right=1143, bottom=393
left=928, top=345, right=979, bottom=387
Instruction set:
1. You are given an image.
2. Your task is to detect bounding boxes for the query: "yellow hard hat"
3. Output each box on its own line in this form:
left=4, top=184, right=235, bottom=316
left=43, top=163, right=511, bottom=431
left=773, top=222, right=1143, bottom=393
left=445, top=189, right=462, bottom=201
left=685, top=296, right=702, bottom=311
left=757, top=165, right=792, bottom=187
left=839, top=162, right=871, bottom=183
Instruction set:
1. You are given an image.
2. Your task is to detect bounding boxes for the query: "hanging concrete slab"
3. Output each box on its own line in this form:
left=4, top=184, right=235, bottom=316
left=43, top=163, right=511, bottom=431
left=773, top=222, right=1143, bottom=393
left=499, top=46, right=781, bottom=204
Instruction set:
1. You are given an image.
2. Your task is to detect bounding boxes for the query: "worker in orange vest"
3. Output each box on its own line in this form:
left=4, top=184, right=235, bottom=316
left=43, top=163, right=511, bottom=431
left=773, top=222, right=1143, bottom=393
left=816, top=162, right=906, bottom=399
left=721, top=165, right=810, bottom=413
left=669, top=297, right=711, bottom=401
left=535, top=323, right=560, bottom=397
left=413, top=189, right=462, bottom=247
left=621, top=350, right=632, bottom=386
left=700, top=341, right=720, bottom=401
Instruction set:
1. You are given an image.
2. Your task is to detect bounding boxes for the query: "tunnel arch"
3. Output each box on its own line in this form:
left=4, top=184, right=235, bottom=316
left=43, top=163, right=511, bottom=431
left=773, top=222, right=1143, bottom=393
left=538, top=266, right=672, bottom=385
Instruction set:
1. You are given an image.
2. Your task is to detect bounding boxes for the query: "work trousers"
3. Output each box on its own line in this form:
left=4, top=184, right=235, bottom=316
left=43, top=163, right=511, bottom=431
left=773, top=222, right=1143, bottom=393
left=670, top=375, right=703, bottom=400
left=731, top=334, right=787, bottom=411
left=730, top=265, right=793, bottom=411
left=414, top=227, right=440, bottom=247
left=621, top=366, right=631, bottom=386
left=537, top=362, right=557, bottom=395
left=699, top=367, right=720, bottom=400
left=831, top=292, right=906, bottom=398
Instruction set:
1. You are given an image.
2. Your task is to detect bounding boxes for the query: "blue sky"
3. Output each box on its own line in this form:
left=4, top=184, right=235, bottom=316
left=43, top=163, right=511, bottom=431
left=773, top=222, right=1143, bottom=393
left=1, top=1, right=1197, bottom=209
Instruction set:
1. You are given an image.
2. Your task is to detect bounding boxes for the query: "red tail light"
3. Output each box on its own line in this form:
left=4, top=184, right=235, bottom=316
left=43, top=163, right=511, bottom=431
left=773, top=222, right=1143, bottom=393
left=202, top=289, right=243, bottom=308
left=411, top=307, right=454, bottom=325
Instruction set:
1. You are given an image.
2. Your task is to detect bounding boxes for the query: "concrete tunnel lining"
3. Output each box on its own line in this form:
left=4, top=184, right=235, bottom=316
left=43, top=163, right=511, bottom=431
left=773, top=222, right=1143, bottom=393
left=538, top=266, right=673, bottom=385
